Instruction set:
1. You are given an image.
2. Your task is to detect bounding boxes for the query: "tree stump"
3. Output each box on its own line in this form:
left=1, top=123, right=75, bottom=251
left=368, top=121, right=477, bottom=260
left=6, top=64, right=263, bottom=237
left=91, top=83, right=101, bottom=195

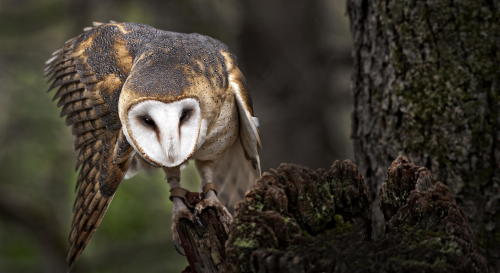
left=174, top=158, right=489, bottom=273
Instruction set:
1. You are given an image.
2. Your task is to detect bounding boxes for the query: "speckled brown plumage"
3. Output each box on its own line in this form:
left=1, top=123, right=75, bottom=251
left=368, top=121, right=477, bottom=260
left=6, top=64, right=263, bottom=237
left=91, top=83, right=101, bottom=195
left=45, top=23, right=134, bottom=267
left=45, top=21, right=260, bottom=268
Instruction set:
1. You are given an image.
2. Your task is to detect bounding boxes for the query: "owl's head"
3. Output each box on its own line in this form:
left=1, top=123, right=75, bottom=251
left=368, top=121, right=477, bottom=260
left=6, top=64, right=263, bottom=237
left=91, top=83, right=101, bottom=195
left=116, top=48, right=228, bottom=167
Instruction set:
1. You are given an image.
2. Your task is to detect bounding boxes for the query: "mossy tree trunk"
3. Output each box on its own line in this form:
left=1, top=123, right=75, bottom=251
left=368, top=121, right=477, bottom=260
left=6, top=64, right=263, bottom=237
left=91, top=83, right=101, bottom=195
left=347, top=0, right=499, bottom=270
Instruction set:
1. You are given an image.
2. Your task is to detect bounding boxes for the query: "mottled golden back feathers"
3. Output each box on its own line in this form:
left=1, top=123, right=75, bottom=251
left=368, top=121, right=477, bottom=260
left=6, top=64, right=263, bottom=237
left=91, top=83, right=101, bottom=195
left=45, top=21, right=259, bottom=268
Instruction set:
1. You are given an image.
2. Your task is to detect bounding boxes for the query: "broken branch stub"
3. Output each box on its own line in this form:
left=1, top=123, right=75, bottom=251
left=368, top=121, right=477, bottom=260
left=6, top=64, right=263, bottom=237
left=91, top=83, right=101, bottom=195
left=175, top=192, right=232, bottom=273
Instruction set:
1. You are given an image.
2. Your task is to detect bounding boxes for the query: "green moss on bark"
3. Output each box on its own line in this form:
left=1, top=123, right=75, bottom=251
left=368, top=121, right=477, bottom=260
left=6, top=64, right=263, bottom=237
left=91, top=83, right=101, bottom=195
left=349, top=0, right=499, bottom=266
left=225, top=159, right=487, bottom=273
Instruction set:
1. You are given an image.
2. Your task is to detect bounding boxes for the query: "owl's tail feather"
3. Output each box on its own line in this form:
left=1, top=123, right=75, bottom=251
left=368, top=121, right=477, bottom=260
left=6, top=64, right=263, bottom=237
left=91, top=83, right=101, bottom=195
left=212, top=138, right=260, bottom=211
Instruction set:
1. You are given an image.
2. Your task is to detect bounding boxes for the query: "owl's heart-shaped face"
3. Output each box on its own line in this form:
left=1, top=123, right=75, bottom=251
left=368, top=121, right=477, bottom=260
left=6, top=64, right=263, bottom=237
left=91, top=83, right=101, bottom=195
left=122, top=98, right=205, bottom=167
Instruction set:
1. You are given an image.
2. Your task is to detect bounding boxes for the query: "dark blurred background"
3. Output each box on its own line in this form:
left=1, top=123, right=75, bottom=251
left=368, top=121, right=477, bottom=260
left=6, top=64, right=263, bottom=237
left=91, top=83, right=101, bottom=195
left=0, top=0, right=352, bottom=272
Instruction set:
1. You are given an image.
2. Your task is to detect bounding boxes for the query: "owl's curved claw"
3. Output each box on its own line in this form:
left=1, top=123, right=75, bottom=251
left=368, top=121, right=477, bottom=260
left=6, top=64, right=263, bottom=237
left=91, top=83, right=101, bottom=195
left=195, top=187, right=233, bottom=231
left=172, top=235, right=185, bottom=256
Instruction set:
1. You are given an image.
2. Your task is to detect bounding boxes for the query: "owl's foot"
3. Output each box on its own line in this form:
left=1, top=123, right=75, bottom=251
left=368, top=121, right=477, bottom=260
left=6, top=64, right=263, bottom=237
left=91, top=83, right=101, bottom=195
left=170, top=187, right=194, bottom=256
left=194, top=183, right=233, bottom=232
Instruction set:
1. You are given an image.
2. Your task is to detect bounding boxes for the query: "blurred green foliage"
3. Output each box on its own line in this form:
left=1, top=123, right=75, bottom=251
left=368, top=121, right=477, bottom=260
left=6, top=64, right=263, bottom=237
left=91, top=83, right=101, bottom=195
left=0, top=0, right=207, bottom=272
left=0, top=0, right=352, bottom=272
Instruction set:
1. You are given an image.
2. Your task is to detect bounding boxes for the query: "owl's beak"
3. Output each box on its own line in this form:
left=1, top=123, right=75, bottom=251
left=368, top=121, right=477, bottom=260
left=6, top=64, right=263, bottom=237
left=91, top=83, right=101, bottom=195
left=154, top=113, right=183, bottom=165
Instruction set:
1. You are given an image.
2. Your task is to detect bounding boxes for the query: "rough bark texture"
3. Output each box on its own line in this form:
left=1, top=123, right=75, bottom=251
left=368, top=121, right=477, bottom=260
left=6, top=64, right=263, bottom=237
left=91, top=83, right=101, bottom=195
left=223, top=159, right=487, bottom=273
left=347, top=0, right=500, bottom=269
left=177, top=159, right=488, bottom=272
left=176, top=193, right=232, bottom=273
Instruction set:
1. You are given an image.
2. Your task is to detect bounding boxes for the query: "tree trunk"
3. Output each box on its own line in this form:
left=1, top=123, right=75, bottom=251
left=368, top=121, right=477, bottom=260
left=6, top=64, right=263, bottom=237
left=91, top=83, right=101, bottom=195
left=347, top=0, right=499, bottom=270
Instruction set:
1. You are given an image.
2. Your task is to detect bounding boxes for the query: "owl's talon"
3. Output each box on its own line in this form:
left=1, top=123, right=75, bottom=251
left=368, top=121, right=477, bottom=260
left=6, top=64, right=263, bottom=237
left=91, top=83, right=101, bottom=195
left=173, top=238, right=185, bottom=256
left=195, top=189, right=233, bottom=231
left=195, top=216, right=204, bottom=227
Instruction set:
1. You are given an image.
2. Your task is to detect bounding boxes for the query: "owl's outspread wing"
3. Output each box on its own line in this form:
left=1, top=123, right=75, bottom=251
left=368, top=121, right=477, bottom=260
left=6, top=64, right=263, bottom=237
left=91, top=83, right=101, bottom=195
left=45, top=22, right=135, bottom=266
left=46, top=21, right=262, bottom=267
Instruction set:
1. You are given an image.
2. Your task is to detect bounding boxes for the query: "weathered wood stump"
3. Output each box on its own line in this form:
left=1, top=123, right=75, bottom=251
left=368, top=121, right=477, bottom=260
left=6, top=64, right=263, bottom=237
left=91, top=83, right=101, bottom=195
left=175, top=158, right=489, bottom=273
left=176, top=192, right=231, bottom=273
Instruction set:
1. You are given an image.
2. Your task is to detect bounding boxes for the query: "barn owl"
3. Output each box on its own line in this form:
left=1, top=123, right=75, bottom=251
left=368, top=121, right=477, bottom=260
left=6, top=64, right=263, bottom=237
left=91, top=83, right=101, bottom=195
left=45, top=21, right=261, bottom=267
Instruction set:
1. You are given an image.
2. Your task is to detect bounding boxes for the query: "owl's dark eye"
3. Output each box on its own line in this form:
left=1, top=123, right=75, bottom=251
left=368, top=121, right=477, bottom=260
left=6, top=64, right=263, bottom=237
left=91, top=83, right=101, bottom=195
left=180, top=108, right=192, bottom=123
left=139, top=115, right=156, bottom=128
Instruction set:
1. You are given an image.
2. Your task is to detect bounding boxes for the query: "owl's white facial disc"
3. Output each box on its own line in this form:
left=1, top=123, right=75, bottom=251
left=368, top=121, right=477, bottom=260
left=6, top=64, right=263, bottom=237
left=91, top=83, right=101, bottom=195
left=123, top=98, right=204, bottom=167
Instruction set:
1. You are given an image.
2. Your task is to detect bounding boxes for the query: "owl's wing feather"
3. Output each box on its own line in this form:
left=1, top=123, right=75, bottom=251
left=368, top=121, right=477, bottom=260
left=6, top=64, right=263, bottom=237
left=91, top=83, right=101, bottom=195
left=233, top=88, right=262, bottom=174
left=45, top=23, right=136, bottom=267
left=212, top=138, right=260, bottom=209
left=224, top=52, right=261, bottom=174
left=213, top=52, right=261, bottom=208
